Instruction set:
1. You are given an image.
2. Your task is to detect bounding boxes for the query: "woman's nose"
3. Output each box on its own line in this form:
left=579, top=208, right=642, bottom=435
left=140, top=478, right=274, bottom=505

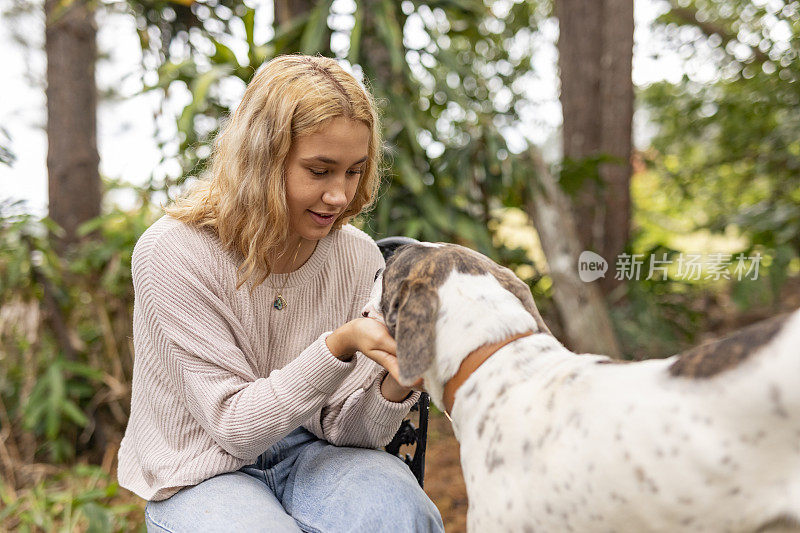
left=322, top=178, right=350, bottom=206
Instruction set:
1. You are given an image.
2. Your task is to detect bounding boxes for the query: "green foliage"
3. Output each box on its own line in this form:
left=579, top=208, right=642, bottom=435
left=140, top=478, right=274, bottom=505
left=125, top=0, right=249, bottom=67
left=143, top=0, right=553, bottom=264
left=352, top=0, right=545, bottom=257
left=0, top=463, right=144, bottom=532
left=609, top=241, right=707, bottom=358
left=642, top=0, right=800, bottom=260
left=23, top=358, right=103, bottom=463
left=558, top=154, right=618, bottom=197
left=0, top=197, right=159, bottom=468
left=618, top=0, right=800, bottom=354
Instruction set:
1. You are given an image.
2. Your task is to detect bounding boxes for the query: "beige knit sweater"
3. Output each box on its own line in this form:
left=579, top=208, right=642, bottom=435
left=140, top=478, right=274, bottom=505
left=117, top=216, right=420, bottom=501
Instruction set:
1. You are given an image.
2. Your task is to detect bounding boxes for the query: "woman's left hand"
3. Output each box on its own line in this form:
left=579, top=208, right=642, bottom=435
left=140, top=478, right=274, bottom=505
left=379, top=372, right=424, bottom=402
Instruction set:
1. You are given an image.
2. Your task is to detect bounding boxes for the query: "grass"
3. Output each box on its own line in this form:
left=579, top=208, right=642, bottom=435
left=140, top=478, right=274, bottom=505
left=0, top=463, right=145, bottom=533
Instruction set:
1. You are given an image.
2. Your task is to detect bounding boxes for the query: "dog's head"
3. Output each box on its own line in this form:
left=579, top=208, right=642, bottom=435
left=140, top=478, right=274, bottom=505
left=363, top=242, right=551, bottom=407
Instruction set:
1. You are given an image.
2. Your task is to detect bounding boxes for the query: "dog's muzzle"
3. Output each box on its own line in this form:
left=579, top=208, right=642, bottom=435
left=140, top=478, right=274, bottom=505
left=361, top=270, right=385, bottom=323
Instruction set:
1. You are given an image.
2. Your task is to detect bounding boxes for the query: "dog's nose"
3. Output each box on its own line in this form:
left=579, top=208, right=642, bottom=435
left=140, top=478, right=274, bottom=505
left=361, top=301, right=385, bottom=323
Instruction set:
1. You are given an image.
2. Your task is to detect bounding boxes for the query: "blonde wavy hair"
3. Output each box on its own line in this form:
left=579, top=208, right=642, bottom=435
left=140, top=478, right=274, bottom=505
left=166, top=54, right=383, bottom=289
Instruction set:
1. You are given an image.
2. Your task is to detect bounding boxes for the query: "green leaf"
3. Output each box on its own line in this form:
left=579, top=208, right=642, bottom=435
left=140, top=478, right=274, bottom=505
left=81, top=502, right=112, bottom=533
left=61, top=400, right=89, bottom=428
left=395, top=153, right=425, bottom=195
left=148, top=60, right=195, bottom=92
left=419, top=194, right=452, bottom=231
left=210, top=39, right=239, bottom=67
left=178, top=66, right=231, bottom=138
left=348, top=3, right=364, bottom=65
left=46, top=365, right=64, bottom=439
left=61, top=360, right=104, bottom=381
left=404, top=218, right=422, bottom=239
left=243, top=7, right=255, bottom=49
left=75, top=215, right=107, bottom=237
left=300, top=0, right=333, bottom=54
left=378, top=0, right=405, bottom=75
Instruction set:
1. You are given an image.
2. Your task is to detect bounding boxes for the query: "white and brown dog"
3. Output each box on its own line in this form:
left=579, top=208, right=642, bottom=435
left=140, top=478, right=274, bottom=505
left=362, top=242, right=800, bottom=533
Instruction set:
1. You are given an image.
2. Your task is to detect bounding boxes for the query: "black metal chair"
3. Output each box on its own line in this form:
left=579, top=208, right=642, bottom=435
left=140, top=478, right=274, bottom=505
left=376, top=237, right=430, bottom=488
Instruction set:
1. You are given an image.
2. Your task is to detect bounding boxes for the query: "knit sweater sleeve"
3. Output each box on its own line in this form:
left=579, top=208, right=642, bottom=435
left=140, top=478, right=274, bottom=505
left=315, top=234, right=421, bottom=448
left=134, top=230, right=355, bottom=461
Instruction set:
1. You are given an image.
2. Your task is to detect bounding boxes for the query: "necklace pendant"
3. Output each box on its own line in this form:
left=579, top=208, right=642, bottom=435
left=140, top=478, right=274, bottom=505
left=273, top=295, right=287, bottom=310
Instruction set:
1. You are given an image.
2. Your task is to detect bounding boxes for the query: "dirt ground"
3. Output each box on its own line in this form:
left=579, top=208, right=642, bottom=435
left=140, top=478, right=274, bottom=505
left=421, top=411, right=468, bottom=533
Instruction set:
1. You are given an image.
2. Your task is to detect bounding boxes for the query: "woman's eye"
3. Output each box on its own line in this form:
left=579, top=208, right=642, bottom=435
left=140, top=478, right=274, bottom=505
left=308, top=167, right=363, bottom=177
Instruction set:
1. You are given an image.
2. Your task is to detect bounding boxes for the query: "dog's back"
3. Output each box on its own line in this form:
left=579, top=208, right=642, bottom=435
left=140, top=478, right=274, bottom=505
left=453, top=309, right=800, bottom=532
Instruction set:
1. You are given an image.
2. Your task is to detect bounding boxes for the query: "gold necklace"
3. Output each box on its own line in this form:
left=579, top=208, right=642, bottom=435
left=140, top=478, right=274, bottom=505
left=269, top=239, right=303, bottom=311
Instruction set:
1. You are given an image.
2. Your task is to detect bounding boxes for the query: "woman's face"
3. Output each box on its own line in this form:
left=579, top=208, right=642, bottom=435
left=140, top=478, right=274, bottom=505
left=284, top=116, right=370, bottom=244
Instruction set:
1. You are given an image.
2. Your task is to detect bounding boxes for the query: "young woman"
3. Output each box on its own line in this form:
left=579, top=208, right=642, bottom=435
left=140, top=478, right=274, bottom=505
left=118, top=54, right=444, bottom=532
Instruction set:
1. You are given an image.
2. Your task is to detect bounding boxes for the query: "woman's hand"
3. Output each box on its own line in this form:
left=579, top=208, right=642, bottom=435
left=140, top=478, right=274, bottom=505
left=327, top=317, right=394, bottom=362
left=326, top=318, right=424, bottom=399
left=379, top=372, right=424, bottom=403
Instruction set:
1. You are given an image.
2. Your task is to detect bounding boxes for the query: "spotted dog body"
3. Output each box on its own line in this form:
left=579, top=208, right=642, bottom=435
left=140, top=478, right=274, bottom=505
left=362, top=243, right=800, bottom=533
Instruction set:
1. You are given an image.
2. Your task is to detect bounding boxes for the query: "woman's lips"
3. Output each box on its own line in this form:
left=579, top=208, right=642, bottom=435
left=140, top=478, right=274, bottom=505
left=308, top=210, right=337, bottom=226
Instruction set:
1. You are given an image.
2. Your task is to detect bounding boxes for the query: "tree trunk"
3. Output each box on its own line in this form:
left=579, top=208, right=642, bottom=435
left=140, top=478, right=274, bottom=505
left=556, top=0, right=603, bottom=253
left=525, top=150, right=622, bottom=357
left=599, top=0, right=634, bottom=293
left=556, top=0, right=634, bottom=294
left=45, top=0, right=101, bottom=249
left=44, top=0, right=108, bottom=456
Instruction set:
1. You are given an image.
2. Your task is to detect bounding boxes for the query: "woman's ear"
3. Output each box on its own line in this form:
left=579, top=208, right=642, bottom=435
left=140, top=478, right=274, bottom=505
left=394, top=281, right=439, bottom=387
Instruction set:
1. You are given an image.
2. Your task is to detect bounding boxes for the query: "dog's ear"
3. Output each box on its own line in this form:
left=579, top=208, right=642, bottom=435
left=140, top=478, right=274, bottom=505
left=492, top=265, right=552, bottom=335
left=395, top=281, right=439, bottom=386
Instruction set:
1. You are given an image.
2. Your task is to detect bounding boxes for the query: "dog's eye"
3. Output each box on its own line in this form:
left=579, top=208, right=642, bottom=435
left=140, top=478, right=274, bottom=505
left=373, top=268, right=384, bottom=282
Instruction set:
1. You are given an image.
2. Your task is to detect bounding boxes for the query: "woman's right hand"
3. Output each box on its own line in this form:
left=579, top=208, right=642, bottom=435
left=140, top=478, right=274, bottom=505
left=327, top=318, right=423, bottom=393
left=326, top=318, right=397, bottom=363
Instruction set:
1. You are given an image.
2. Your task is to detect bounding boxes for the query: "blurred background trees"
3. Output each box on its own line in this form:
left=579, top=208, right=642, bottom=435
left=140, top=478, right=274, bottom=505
left=643, top=0, right=800, bottom=296
left=1, top=0, right=798, bottom=529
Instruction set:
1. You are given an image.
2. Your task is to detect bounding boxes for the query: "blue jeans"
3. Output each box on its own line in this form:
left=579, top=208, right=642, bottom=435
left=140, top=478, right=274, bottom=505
left=144, top=427, right=445, bottom=532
